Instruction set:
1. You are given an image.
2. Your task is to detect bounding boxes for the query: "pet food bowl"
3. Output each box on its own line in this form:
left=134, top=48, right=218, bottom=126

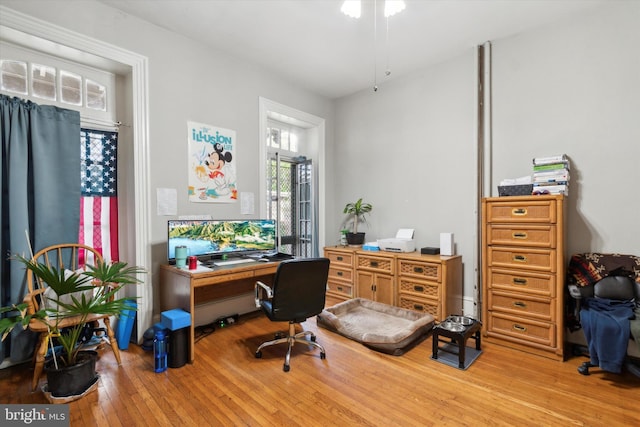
left=447, top=315, right=475, bottom=326
left=439, top=321, right=466, bottom=332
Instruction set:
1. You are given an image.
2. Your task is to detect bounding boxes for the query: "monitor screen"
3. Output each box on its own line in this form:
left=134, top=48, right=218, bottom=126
left=167, top=219, right=276, bottom=262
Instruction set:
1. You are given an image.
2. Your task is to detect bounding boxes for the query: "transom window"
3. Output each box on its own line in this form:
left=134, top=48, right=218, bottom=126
left=0, top=41, right=115, bottom=126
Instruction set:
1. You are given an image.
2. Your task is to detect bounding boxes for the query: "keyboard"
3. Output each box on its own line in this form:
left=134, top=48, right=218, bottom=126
left=212, top=258, right=255, bottom=267
left=260, top=252, right=294, bottom=261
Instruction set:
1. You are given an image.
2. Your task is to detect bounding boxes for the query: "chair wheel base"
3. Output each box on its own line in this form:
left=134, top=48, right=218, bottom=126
left=320, top=352, right=326, bottom=360
left=578, top=361, right=593, bottom=375
left=255, top=351, right=262, bottom=359
left=283, top=364, right=290, bottom=372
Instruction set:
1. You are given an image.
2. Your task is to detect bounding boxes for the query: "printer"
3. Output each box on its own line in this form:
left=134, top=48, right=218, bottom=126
left=377, top=229, right=416, bottom=253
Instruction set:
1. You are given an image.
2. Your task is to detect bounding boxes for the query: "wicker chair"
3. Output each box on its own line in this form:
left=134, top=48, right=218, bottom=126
left=23, top=243, right=122, bottom=391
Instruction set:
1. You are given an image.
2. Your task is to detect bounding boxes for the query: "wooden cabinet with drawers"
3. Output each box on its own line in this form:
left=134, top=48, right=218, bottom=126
left=324, top=247, right=462, bottom=319
left=396, top=252, right=462, bottom=322
left=481, top=195, right=565, bottom=360
left=324, top=247, right=355, bottom=301
left=356, top=252, right=395, bottom=305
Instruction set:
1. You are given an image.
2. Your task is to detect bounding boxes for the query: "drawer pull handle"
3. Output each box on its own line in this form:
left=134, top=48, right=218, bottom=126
left=337, top=286, right=343, bottom=292
left=370, top=261, right=379, bottom=268
left=513, top=324, right=527, bottom=332
left=512, top=208, right=528, bottom=216
left=513, top=255, right=527, bottom=262
left=413, top=304, right=424, bottom=311
left=413, top=267, right=424, bottom=274
left=512, top=232, right=528, bottom=239
left=513, top=301, right=527, bottom=308
left=336, top=256, right=343, bottom=261
left=337, top=271, right=343, bottom=277
left=513, top=278, right=528, bottom=285
left=414, top=285, right=424, bottom=292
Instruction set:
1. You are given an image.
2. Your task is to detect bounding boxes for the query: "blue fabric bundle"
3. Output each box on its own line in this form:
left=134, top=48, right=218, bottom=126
left=580, top=298, right=635, bottom=373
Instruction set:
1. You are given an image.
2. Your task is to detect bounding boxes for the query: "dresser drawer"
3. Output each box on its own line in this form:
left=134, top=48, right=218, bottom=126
left=486, top=225, right=556, bottom=248
left=329, top=266, right=352, bottom=282
left=486, top=200, right=557, bottom=224
left=487, top=268, right=555, bottom=297
left=327, top=280, right=353, bottom=298
left=326, top=251, right=353, bottom=267
left=486, top=312, right=555, bottom=348
left=398, top=259, right=441, bottom=281
left=488, top=247, right=556, bottom=272
left=488, top=291, right=553, bottom=321
left=398, top=294, right=439, bottom=319
left=398, top=278, right=439, bottom=299
left=357, top=254, right=394, bottom=273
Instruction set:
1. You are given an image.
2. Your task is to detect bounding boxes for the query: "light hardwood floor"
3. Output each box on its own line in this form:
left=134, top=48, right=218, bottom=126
left=2, top=301, right=638, bottom=426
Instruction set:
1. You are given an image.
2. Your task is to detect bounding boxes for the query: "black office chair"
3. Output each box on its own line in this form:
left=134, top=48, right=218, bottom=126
left=254, top=257, right=330, bottom=372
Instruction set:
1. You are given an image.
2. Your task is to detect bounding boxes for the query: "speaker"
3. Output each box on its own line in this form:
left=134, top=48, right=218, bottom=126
left=421, top=247, right=440, bottom=255
left=440, top=233, right=454, bottom=256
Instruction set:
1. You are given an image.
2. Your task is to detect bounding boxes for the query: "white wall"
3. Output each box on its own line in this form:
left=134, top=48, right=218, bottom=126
left=491, top=1, right=640, bottom=255
left=332, top=51, right=479, bottom=314
left=0, top=0, right=334, bottom=325
left=3, top=1, right=638, bottom=322
left=331, top=1, right=640, bottom=316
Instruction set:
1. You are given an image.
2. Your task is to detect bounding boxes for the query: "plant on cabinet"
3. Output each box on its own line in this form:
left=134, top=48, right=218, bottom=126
left=343, top=198, right=372, bottom=246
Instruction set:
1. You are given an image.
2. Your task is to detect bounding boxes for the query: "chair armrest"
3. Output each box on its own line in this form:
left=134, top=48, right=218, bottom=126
left=23, top=288, right=45, bottom=315
left=254, top=280, right=273, bottom=308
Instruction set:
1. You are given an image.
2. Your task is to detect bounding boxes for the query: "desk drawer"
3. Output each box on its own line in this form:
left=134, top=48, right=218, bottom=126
left=329, top=266, right=352, bottom=282
left=398, top=259, right=441, bottom=281
left=486, top=225, right=556, bottom=248
left=488, top=291, right=553, bottom=321
left=398, top=294, right=439, bottom=319
left=327, top=280, right=353, bottom=298
left=398, top=278, right=439, bottom=299
left=326, top=251, right=353, bottom=267
left=486, top=200, right=557, bottom=224
left=488, top=247, right=555, bottom=272
left=357, top=254, right=393, bottom=273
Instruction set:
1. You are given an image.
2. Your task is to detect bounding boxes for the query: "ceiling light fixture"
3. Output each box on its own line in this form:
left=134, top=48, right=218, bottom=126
left=341, top=0, right=361, bottom=19
left=341, top=0, right=406, bottom=92
left=384, top=0, right=406, bottom=18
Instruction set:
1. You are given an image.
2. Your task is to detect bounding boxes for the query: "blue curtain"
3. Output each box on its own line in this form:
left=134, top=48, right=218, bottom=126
left=0, top=95, right=81, bottom=365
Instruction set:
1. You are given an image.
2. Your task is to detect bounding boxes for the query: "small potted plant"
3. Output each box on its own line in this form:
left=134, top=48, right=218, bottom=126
left=0, top=254, right=144, bottom=399
left=343, top=198, right=372, bottom=246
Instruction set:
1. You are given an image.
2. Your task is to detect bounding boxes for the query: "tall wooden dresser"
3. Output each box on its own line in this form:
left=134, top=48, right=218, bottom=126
left=481, top=195, right=565, bottom=360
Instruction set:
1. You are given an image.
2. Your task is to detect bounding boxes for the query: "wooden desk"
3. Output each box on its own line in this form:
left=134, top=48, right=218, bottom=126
left=159, top=261, right=279, bottom=363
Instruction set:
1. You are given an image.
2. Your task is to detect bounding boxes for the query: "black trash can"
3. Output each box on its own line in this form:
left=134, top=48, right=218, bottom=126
left=167, top=327, right=189, bottom=368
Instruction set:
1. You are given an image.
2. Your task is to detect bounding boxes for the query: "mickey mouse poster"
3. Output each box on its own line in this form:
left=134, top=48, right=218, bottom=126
left=188, top=121, right=238, bottom=203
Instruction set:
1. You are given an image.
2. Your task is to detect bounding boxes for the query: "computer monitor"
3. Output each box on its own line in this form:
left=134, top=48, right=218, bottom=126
left=167, top=219, right=276, bottom=263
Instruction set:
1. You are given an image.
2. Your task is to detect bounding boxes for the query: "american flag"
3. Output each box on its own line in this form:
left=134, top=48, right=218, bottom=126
left=79, top=129, right=119, bottom=263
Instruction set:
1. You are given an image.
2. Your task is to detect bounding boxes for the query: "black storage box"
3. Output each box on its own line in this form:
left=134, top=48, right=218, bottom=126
left=498, top=184, right=533, bottom=197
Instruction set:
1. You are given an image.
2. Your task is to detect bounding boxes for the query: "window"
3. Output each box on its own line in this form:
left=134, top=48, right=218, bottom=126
left=267, top=121, right=300, bottom=153
left=0, top=41, right=115, bottom=126
left=1, top=59, right=27, bottom=94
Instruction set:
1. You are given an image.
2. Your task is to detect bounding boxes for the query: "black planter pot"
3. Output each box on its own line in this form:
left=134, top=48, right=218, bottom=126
left=346, top=232, right=365, bottom=246
left=45, top=350, right=98, bottom=397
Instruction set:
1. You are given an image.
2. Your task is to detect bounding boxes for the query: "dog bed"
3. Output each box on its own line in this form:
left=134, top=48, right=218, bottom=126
left=316, top=298, right=435, bottom=355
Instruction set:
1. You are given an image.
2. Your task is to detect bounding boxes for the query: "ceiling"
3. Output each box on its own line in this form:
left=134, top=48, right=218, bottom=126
left=99, top=0, right=607, bottom=99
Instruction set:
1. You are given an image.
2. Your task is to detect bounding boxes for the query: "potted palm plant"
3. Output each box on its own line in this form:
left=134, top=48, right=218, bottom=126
left=0, top=254, right=144, bottom=398
left=343, top=198, right=372, bottom=246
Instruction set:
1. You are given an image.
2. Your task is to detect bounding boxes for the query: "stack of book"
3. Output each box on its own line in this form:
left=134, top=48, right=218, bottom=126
left=532, top=154, right=570, bottom=196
